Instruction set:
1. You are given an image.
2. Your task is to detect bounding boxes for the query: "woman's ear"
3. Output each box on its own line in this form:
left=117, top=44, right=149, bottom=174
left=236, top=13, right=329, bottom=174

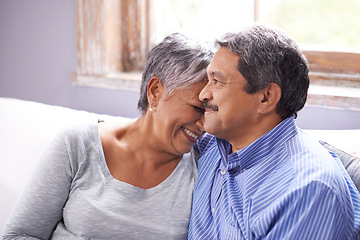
left=258, top=82, right=281, bottom=115
left=147, top=76, right=164, bottom=108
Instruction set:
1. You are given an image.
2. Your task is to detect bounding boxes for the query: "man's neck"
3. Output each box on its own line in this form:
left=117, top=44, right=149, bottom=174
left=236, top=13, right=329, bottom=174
left=230, top=115, right=283, bottom=153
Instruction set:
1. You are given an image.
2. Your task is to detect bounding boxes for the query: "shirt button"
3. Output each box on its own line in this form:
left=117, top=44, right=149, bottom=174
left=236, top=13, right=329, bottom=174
left=220, top=169, right=226, bottom=175
left=242, top=168, right=247, bottom=173
left=212, top=208, right=215, bottom=213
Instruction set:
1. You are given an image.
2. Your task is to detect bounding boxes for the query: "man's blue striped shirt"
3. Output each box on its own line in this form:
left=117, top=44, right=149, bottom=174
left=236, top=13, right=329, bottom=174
left=189, top=117, right=360, bottom=239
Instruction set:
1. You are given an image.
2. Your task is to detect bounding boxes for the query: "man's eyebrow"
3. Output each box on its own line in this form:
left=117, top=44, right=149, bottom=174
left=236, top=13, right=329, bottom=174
left=209, top=70, right=225, bottom=79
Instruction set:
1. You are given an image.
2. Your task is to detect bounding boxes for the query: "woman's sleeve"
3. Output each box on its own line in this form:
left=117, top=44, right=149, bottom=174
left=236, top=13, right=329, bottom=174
left=2, top=128, right=75, bottom=239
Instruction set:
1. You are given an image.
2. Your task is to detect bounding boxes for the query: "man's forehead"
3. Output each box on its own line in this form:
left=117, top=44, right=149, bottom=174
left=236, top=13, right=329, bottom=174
left=206, top=59, right=238, bottom=80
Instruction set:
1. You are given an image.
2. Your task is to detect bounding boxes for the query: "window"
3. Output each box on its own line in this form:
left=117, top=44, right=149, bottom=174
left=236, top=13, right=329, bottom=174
left=254, top=0, right=360, bottom=109
left=72, top=0, right=360, bottom=109
left=153, top=0, right=254, bottom=43
left=72, top=0, right=154, bottom=91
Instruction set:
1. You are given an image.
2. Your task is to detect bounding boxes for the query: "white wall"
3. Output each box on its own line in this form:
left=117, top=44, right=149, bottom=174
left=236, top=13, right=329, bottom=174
left=0, top=0, right=140, bottom=118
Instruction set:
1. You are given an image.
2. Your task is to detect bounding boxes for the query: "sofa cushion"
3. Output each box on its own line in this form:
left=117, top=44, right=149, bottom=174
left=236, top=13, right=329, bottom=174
left=320, top=140, right=360, bottom=192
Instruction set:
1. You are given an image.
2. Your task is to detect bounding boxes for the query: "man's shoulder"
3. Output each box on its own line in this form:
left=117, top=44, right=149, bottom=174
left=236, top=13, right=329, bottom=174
left=285, top=129, right=332, bottom=159
left=285, top=131, right=349, bottom=189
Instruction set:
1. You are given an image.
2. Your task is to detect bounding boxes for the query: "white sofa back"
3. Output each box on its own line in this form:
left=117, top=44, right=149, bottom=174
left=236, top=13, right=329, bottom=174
left=0, top=97, right=129, bottom=234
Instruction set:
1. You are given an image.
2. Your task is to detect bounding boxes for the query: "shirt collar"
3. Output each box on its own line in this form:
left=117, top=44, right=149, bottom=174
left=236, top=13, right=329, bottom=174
left=217, top=117, right=298, bottom=172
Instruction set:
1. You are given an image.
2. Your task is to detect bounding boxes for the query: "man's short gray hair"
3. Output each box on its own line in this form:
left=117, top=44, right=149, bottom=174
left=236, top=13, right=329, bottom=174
left=216, top=24, right=310, bottom=119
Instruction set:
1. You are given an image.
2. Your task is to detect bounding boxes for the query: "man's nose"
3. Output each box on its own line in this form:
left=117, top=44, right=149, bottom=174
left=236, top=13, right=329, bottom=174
left=199, top=83, right=211, bottom=102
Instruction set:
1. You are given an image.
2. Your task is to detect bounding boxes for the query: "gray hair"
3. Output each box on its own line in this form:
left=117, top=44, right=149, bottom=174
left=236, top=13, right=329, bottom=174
left=216, top=24, right=310, bottom=119
left=138, top=33, right=213, bottom=115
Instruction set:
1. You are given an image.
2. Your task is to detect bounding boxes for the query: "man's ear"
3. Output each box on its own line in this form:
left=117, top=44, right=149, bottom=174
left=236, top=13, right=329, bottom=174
left=258, top=82, right=281, bottom=115
left=147, top=76, right=164, bottom=107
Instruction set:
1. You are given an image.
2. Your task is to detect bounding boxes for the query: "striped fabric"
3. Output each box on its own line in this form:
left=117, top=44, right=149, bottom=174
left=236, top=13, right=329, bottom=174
left=189, top=117, right=360, bottom=239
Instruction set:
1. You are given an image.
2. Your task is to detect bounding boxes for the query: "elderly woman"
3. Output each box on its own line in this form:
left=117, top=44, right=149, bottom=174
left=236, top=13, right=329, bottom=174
left=2, top=33, right=213, bottom=239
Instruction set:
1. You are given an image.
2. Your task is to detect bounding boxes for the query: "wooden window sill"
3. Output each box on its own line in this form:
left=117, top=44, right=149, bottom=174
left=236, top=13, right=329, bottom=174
left=307, top=85, right=360, bottom=110
left=307, top=71, right=360, bottom=110
left=71, top=71, right=360, bottom=110
left=71, top=72, right=142, bottom=91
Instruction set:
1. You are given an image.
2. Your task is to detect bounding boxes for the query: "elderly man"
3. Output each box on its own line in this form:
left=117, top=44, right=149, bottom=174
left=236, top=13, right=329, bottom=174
left=189, top=25, right=360, bottom=239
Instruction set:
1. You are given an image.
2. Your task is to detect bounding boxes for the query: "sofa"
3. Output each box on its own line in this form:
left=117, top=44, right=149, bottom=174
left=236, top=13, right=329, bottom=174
left=1, top=97, right=359, bottom=234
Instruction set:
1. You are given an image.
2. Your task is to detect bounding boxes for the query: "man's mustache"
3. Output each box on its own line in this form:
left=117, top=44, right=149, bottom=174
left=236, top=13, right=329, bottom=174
left=203, top=101, right=219, bottom=111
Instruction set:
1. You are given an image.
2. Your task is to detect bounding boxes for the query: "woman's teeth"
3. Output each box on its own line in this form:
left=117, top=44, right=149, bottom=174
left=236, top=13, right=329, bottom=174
left=183, top=127, right=199, bottom=140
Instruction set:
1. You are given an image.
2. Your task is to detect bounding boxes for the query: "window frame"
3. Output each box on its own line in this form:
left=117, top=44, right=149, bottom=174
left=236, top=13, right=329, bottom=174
left=71, top=0, right=153, bottom=91
left=72, top=0, right=360, bottom=109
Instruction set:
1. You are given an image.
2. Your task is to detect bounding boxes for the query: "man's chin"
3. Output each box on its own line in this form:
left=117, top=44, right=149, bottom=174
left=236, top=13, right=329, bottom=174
left=203, top=112, right=219, bottom=133
left=203, top=121, right=217, bottom=136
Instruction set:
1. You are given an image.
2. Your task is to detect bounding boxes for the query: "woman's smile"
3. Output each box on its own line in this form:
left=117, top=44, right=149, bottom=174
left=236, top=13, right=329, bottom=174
left=182, top=127, right=202, bottom=143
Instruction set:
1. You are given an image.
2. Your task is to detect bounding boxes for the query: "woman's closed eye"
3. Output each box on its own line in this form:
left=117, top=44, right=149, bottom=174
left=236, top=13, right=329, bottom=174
left=193, top=105, right=204, bottom=113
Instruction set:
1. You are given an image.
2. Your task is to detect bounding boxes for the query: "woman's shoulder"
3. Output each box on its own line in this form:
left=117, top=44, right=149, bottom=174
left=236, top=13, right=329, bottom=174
left=55, top=120, right=99, bottom=144
left=43, top=121, right=102, bottom=164
left=97, top=118, right=135, bottom=145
